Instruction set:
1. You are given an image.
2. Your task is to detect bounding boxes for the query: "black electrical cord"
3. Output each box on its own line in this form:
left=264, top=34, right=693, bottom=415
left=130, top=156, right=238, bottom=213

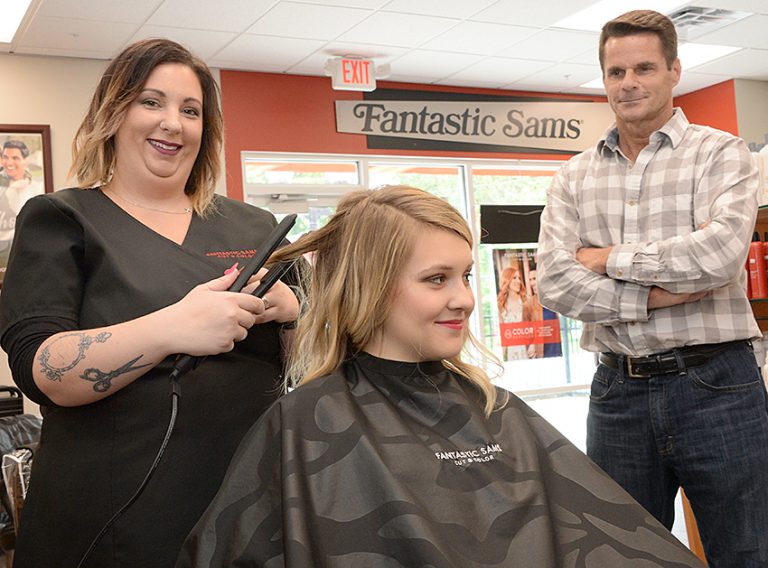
left=74, top=261, right=295, bottom=567
left=75, top=378, right=180, bottom=568
left=74, top=216, right=297, bottom=567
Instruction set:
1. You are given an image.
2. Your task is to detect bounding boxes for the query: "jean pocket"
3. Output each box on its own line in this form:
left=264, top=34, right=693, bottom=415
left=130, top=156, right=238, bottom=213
left=689, top=347, right=763, bottom=392
left=590, top=365, right=619, bottom=402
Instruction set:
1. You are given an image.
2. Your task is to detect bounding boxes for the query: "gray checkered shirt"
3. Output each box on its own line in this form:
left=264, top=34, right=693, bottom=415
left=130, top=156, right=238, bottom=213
left=537, top=109, right=761, bottom=356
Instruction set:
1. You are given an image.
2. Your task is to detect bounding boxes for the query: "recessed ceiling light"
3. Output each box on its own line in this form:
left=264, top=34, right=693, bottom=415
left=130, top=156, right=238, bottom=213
left=678, top=42, right=742, bottom=69
left=555, top=0, right=687, bottom=32
left=579, top=77, right=605, bottom=90
left=0, top=0, right=33, bottom=43
left=579, top=42, right=742, bottom=89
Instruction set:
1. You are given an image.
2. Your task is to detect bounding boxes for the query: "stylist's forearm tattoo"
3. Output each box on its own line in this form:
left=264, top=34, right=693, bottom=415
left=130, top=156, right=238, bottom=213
left=39, top=332, right=112, bottom=381
left=80, top=355, right=150, bottom=393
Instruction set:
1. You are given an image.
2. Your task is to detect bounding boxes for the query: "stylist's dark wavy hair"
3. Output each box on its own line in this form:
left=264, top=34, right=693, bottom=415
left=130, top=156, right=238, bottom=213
left=70, top=38, right=223, bottom=215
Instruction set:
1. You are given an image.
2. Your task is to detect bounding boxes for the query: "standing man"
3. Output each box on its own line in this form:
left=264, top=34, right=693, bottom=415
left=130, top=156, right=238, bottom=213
left=537, top=9, right=768, bottom=568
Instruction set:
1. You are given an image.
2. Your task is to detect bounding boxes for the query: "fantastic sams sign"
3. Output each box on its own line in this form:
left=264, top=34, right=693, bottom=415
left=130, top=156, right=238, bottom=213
left=335, top=91, right=613, bottom=153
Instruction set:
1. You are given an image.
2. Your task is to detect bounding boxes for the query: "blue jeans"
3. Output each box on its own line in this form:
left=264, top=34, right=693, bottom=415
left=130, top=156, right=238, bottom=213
left=588, top=341, right=768, bottom=568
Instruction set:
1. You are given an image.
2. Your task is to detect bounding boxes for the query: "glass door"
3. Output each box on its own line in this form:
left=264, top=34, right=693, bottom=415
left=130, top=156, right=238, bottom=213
left=470, top=163, right=595, bottom=394
left=241, top=152, right=596, bottom=396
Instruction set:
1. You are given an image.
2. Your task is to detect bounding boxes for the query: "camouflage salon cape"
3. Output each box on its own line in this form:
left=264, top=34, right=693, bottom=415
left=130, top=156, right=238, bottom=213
left=178, top=353, right=704, bottom=568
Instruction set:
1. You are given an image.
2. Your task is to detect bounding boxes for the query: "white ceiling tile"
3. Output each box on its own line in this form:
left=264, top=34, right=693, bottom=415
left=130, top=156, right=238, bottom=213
left=387, top=50, right=484, bottom=77
left=471, top=0, right=598, bottom=27
left=382, top=0, right=497, bottom=19
left=8, top=0, right=768, bottom=94
left=147, top=0, right=275, bottom=32
left=337, top=12, right=459, bottom=47
left=433, top=77, right=511, bottom=89
left=126, top=26, right=238, bottom=60
left=500, top=29, right=599, bottom=62
left=691, top=14, right=768, bottom=48
left=37, top=0, right=162, bottom=23
left=565, top=85, right=607, bottom=96
left=690, top=47, right=768, bottom=78
left=212, top=34, right=326, bottom=68
left=568, top=46, right=600, bottom=65
left=385, top=72, right=440, bottom=84
left=16, top=17, right=136, bottom=53
left=209, top=59, right=291, bottom=73
left=423, top=21, right=537, bottom=55
left=447, top=57, right=551, bottom=84
left=295, top=0, right=388, bottom=7
left=554, top=0, right=690, bottom=33
left=511, top=62, right=603, bottom=89
left=288, top=42, right=407, bottom=72
left=247, top=2, right=372, bottom=41
left=504, top=81, right=575, bottom=94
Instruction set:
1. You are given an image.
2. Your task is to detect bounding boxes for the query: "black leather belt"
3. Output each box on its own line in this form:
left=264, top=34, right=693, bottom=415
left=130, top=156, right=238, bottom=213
left=599, top=340, right=748, bottom=378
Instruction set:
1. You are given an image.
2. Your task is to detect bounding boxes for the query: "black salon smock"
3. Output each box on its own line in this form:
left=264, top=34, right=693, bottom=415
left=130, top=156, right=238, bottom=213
left=0, top=188, right=285, bottom=568
left=178, top=352, right=704, bottom=568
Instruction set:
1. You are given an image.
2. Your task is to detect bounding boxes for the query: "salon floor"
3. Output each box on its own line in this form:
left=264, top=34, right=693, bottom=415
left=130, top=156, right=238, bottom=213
left=522, top=391, right=690, bottom=548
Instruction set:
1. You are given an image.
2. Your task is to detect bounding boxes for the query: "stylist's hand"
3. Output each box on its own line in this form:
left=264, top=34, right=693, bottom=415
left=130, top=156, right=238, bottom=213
left=162, top=269, right=264, bottom=356
left=243, top=268, right=299, bottom=325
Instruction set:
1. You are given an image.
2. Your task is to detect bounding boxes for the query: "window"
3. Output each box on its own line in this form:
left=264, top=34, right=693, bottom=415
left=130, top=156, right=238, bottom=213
left=243, top=156, right=361, bottom=240
left=368, top=163, right=467, bottom=218
left=241, top=152, right=595, bottom=395
left=244, top=158, right=359, bottom=186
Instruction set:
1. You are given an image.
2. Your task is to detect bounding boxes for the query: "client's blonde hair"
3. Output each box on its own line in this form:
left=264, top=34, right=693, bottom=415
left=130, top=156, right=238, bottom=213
left=271, top=185, right=505, bottom=416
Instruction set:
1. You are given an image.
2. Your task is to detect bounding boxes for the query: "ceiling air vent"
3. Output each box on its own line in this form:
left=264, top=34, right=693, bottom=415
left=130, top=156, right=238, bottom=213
left=667, top=6, right=752, bottom=40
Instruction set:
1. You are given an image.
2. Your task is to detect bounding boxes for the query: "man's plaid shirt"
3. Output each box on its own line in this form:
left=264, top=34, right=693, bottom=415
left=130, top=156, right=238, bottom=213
left=537, top=109, right=761, bottom=356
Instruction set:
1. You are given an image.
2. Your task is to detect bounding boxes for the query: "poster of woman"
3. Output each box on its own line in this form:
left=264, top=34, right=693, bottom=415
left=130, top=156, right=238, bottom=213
left=493, top=248, right=562, bottom=361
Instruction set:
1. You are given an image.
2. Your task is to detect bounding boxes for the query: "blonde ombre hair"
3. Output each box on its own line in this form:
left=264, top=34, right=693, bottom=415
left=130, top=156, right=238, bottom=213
left=271, top=185, right=505, bottom=416
left=69, top=38, right=223, bottom=215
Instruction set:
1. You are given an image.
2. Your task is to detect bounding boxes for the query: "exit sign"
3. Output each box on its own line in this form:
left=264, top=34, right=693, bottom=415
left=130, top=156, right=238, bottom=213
left=327, top=57, right=377, bottom=92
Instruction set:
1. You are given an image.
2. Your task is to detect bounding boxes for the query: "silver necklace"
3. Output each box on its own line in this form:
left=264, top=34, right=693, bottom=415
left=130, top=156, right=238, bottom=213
left=110, top=190, right=192, bottom=215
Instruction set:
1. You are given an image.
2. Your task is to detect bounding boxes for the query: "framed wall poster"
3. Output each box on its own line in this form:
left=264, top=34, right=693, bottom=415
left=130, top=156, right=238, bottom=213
left=493, top=247, right=562, bottom=361
left=0, top=124, right=53, bottom=286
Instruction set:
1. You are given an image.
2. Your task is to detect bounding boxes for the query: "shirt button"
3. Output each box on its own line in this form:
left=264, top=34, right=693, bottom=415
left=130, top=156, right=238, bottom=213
left=653, top=274, right=659, bottom=280
left=617, top=269, right=623, bottom=276
left=628, top=200, right=637, bottom=206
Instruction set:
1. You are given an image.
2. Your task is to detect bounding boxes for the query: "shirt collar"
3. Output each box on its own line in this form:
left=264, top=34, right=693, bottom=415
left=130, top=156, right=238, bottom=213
left=598, top=107, right=689, bottom=154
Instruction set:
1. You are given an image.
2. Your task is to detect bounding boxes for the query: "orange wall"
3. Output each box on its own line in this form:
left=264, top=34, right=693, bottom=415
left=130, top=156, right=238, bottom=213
left=220, top=72, right=740, bottom=200
left=674, top=80, right=738, bottom=135
left=219, top=72, right=607, bottom=200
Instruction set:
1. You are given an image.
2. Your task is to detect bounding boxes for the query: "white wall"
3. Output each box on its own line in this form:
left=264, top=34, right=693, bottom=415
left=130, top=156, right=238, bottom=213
left=0, top=53, right=106, bottom=414
left=0, top=53, right=227, bottom=414
left=735, top=79, right=768, bottom=151
left=1, top=53, right=107, bottom=189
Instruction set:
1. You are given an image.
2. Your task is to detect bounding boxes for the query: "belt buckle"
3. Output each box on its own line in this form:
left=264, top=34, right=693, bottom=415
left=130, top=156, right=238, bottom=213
left=626, top=357, right=645, bottom=378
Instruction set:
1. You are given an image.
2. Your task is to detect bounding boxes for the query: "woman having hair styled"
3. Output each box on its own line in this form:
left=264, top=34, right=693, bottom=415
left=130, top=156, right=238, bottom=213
left=178, top=186, right=704, bottom=568
left=0, top=39, right=299, bottom=568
